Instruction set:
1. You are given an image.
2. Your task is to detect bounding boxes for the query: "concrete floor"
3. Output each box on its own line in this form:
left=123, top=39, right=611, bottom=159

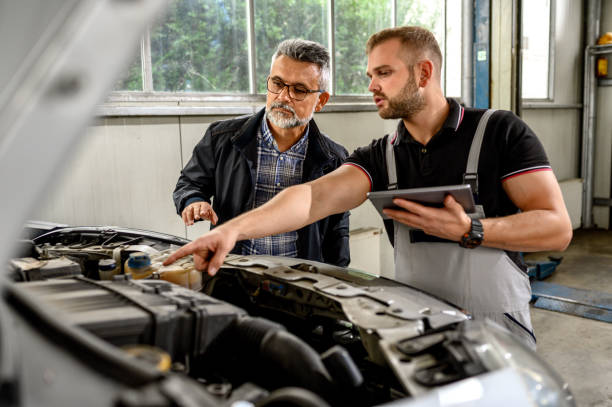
left=525, top=229, right=612, bottom=407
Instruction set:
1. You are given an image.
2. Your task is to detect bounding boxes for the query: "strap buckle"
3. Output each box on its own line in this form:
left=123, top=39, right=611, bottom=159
left=463, top=172, right=479, bottom=196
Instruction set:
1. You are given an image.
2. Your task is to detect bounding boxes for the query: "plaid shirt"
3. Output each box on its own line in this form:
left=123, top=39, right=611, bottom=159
left=240, top=116, right=309, bottom=257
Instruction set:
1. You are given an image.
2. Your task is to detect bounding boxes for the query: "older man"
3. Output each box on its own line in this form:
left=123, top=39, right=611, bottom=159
left=172, top=39, right=350, bottom=266
left=166, top=27, right=572, bottom=349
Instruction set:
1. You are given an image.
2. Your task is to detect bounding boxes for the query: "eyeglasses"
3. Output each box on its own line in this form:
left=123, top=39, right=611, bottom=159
left=267, top=76, right=323, bottom=101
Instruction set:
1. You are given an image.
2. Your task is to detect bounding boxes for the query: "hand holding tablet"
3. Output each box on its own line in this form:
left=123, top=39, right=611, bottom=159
left=367, top=184, right=476, bottom=220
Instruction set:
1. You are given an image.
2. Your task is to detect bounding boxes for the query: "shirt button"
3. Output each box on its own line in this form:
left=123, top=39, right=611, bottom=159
left=276, top=182, right=281, bottom=186
left=279, top=156, right=284, bottom=161
left=421, top=148, right=427, bottom=153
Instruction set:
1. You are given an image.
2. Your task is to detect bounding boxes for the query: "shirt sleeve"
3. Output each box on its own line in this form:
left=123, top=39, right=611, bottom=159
left=344, top=136, right=389, bottom=192
left=493, top=111, right=552, bottom=181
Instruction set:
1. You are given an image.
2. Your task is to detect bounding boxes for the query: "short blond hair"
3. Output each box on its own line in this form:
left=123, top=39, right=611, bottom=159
left=367, top=26, right=442, bottom=79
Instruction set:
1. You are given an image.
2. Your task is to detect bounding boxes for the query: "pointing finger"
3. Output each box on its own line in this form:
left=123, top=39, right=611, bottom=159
left=163, top=242, right=196, bottom=265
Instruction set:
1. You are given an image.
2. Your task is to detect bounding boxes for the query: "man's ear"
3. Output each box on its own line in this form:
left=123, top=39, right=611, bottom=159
left=315, top=91, right=330, bottom=112
left=417, top=59, right=434, bottom=88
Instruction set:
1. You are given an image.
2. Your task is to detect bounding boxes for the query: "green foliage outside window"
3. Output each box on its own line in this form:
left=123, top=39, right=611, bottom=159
left=334, top=0, right=391, bottom=94
left=254, top=0, right=328, bottom=94
left=114, top=48, right=142, bottom=91
left=151, top=0, right=249, bottom=92
left=114, top=0, right=444, bottom=96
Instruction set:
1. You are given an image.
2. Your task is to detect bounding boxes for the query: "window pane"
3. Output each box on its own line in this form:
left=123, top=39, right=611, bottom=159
left=445, top=0, right=462, bottom=97
left=150, top=0, right=249, bottom=93
left=522, top=0, right=551, bottom=99
left=397, top=0, right=445, bottom=88
left=254, top=0, right=328, bottom=94
left=114, top=47, right=143, bottom=91
left=396, top=0, right=444, bottom=36
left=335, top=0, right=391, bottom=95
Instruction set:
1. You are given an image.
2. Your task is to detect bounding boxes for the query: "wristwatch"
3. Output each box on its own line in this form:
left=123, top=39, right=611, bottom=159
left=459, top=218, right=484, bottom=249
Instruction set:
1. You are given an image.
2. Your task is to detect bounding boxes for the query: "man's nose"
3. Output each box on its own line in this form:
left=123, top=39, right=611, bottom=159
left=368, top=77, right=379, bottom=93
left=277, top=85, right=292, bottom=101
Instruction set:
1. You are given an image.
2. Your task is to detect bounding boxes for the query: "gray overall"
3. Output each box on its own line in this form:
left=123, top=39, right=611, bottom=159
left=386, top=110, right=536, bottom=349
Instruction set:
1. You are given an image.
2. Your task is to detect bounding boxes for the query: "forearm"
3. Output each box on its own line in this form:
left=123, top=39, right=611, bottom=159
left=220, top=184, right=320, bottom=241
left=216, top=166, right=368, bottom=242
left=481, top=209, right=572, bottom=252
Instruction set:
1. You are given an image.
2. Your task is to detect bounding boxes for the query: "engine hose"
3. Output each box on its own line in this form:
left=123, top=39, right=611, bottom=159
left=228, top=317, right=333, bottom=395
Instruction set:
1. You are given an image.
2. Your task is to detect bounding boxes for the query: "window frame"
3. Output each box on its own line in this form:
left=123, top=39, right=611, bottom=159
left=103, top=0, right=460, bottom=115
left=520, top=0, right=556, bottom=102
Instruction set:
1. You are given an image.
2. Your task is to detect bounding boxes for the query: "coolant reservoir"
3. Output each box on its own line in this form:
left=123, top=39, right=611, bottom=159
left=124, top=252, right=152, bottom=279
left=98, top=258, right=119, bottom=280
left=157, top=263, right=202, bottom=290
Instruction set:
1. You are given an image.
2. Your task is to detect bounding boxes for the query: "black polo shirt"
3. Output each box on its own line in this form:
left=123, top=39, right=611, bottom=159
left=345, top=98, right=551, bottom=269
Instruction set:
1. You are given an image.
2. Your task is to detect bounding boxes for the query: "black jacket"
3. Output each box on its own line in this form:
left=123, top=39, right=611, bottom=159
left=173, top=108, right=350, bottom=266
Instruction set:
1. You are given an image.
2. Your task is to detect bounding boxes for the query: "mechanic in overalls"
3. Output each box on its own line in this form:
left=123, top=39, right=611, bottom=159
left=164, top=26, right=573, bottom=350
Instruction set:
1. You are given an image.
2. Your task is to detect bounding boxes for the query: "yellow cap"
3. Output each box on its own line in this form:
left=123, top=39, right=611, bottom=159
left=598, top=32, right=612, bottom=45
left=122, top=345, right=172, bottom=372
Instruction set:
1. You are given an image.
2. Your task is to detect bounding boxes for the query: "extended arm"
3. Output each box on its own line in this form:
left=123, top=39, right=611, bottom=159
left=384, top=170, right=572, bottom=252
left=164, top=165, right=370, bottom=273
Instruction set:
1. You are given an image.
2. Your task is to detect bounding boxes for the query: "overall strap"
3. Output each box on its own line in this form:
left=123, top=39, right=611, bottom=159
left=463, top=109, right=497, bottom=196
left=463, top=109, right=496, bottom=219
left=386, top=131, right=399, bottom=190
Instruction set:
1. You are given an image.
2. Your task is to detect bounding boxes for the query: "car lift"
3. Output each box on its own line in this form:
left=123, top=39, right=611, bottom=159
left=527, top=257, right=612, bottom=323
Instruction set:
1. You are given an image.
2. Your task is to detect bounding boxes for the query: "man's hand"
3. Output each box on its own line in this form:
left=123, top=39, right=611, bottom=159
left=182, top=201, right=218, bottom=226
left=383, top=195, right=472, bottom=241
left=163, top=227, right=238, bottom=275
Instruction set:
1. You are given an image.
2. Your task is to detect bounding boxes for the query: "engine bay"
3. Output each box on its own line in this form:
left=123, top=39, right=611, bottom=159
left=6, top=226, right=548, bottom=406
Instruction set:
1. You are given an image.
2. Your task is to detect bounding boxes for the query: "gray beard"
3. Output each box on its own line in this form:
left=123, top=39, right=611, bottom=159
left=266, top=102, right=314, bottom=128
left=377, top=73, right=426, bottom=120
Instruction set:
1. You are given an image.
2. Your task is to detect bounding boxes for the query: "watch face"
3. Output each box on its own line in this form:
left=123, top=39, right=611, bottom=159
left=461, top=236, right=481, bottom=249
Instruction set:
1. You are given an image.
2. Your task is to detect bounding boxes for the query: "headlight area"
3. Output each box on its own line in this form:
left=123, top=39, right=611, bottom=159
left=392, top=319, right=575, bottom=406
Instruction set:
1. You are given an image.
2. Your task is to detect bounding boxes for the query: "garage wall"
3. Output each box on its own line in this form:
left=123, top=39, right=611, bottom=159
left=520, top=0, right=585, bottom=229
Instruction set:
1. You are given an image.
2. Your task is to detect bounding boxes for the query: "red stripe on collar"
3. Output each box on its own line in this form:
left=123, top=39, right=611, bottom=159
left=455, top=105, right=464, bottom=131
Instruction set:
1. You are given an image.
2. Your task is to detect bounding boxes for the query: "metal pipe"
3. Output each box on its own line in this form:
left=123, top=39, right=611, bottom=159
left=142, top=30, right=153, bottom=92
left=443, top=0, right=448, bottom=95
left=581, top=0, right=601, bottom=228
left=461, top=0, right=473, bottom=107
left=328, top=0, right=335, bottom=95
left=512, top=0, right=522, bottom=116
left=547, top=0, right=556, bottom=101
left=246, top=0, right=256, bottom=94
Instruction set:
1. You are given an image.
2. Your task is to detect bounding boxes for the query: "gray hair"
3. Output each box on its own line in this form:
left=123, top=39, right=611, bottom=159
left=271, top=39, right=330, bottom=92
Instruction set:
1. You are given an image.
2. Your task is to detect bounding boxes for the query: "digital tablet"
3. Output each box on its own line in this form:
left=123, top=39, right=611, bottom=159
left=367, top=184, right=475, bottom=219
